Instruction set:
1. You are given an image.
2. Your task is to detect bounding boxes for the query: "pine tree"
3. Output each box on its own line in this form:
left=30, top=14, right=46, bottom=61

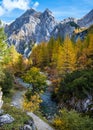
left=75, top=38, right=85, bottom=69
left=57, top=36, right=76, bottom=74
left=52, top=40, right=61, bottom=67
left=87, top=34, right=93, bottom=69
left=47, top=37, right=55, bottom=64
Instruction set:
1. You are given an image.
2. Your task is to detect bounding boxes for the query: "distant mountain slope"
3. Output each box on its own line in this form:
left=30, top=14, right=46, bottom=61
left=77, top=9, right=93, bottom=28
left=51, top=21, right=79, bottom=39
left=4, top=8, right=93, bottom=56
left=73, top=25, right=93, bottom=41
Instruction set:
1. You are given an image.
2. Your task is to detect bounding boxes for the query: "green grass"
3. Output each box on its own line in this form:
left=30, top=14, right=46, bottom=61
left=34, top=110, right=48, bottom=123
left=0, top=84, right=30, bottom=130
left=0, top=102, right=30, bottom=130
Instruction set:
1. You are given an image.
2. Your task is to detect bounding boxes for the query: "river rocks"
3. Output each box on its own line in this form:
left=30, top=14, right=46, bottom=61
left=19, top=119, right=37, bottom=130
left=0, top=114, right=15, bottom=126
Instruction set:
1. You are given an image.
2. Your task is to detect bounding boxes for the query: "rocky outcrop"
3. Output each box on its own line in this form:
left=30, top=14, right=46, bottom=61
left=59, top=95, right=93, bottom=113
left=69, top=95, right=93, bottom=112
left=73, top=28, right=88, bottom=41
left=73, top=24, right=93, bottom=41
left=0, top=114, right=14, bottom=126
left=20, top=119, right=37, bottom=130
left=0, top=88, right=15, bottom=126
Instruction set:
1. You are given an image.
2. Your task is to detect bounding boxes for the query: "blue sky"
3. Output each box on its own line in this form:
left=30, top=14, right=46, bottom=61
left=0, top=0, right=93, bottom=23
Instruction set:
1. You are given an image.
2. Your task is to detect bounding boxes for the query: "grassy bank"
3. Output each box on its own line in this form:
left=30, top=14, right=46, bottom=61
left=0, top=85, right=30, bottom=130
left=1, top=104, right=30, bottom=130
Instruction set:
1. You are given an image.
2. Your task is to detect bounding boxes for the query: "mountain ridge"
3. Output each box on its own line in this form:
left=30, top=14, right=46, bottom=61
left=4, top=8, right=93, bottom=56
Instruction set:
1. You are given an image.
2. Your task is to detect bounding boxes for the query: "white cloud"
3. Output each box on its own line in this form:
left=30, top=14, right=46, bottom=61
left=33, top=1, right=39, bottom=9
left=0, top=0, right=40, bottom=16
left=0, top=0, right=30, bottom=16
left=2, top=0, right=30, bottom=11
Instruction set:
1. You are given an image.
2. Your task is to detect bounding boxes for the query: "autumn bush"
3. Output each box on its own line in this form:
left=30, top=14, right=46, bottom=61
left=23, top=91, right=42, bottom=112
left=22, top=67, right=46, bottom=112
left=22, top=67, right=47, bottom=94
left=53, top=109, right=93, bottom=130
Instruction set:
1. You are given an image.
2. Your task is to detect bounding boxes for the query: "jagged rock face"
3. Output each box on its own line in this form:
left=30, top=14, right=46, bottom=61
left=34, top=9, right=57, bottom=42
left=5, top=8, right=57, bottom=56
left=77, top=9, right=93, bottom=28
left=61, top=17, right=77, bottom=24
left=61, top=95, right=93, bottom=113
left=5, top=8, right=93, bottom=56
left=51, top=21, right=78, bottom=38
left=5, top=9, right=41, bottom=55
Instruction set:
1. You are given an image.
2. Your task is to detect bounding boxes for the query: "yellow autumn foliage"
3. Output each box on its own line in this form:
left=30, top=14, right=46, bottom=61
left=23, top=93, right=42, bottom=112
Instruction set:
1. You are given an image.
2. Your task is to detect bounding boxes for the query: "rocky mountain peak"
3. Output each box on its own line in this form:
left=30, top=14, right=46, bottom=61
left=5, top=8, right=58, bottom=56
left=77, top=9, right=93, bottom=28
left=40, top=8, right=55, bottom=21
left=43, top=8, right=53, bottom=16
left=21, top=8, right=41, bottom=18
left=23, top=8, right=37, bottom=15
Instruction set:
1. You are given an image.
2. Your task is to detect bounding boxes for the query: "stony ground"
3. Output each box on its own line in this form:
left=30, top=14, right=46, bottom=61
left=11, top=91, right=25, bottom=109
left=27, top=112, right=54, bottom=130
